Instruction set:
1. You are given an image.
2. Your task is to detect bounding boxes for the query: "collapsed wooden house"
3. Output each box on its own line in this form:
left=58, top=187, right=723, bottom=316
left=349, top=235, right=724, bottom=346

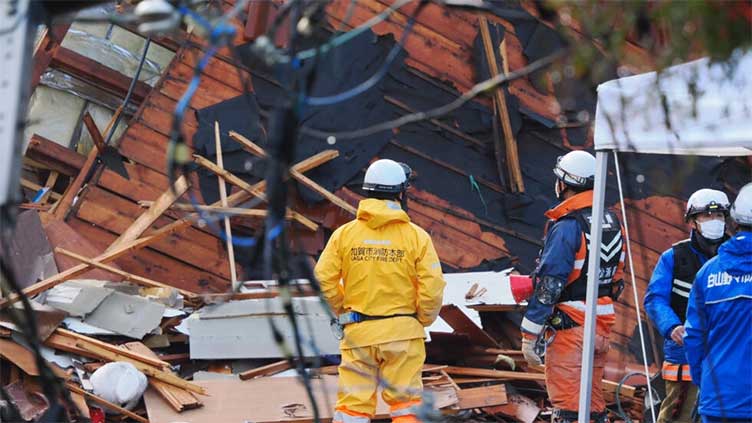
left=3, top=1, right=750, bottom=422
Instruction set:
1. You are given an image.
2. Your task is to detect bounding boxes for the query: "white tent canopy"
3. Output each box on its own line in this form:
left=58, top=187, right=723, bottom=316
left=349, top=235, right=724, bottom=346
left=594, top=50, right=752, bottom=156
left=579, top=49, right=752, bottom=423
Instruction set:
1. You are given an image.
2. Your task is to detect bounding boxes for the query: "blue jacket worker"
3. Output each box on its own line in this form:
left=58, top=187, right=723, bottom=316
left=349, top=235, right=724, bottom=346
left=684, top=182, right=752, bottom=423
left=645, top=189, right=730, bottom=423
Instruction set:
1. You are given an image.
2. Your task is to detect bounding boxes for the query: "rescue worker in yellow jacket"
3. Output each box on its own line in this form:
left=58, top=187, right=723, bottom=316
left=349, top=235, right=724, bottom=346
left=315, top=159, right=446, bottom=423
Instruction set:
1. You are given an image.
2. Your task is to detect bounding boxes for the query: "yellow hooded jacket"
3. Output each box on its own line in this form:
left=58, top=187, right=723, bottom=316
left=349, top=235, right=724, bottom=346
left=315, top=198, right=446, bottom=349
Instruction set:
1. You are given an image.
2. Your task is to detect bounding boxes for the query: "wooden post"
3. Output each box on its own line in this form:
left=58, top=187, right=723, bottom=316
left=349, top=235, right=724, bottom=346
left=478, top=16, right=525, bottom=193
left=214, top=122, right=238, bottom=289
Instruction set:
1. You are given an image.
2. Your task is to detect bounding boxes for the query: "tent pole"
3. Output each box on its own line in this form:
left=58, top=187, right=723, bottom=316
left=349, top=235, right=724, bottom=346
left=577, top=150, right=609, bottom=423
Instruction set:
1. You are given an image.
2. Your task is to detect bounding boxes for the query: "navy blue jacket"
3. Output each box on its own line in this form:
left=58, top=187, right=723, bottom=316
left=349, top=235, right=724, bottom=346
left=644, top=233, right=711, bottom=365
left=685, top=231, right=752, bottom=419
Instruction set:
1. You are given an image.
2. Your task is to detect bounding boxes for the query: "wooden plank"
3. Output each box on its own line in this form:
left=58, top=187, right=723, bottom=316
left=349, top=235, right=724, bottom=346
left=55, top=329, right=170, bottom=369
left=26, top=134, right=86, bottom=177
left=55, top=247, right=199, bottom=300
left=51, top=47, right=151, bottom=104
left=442, top=366, right=545, bottom=382
left=456, top=384, right=507, bottom=409
left=478, top=16, right=524, bottom=193
left=228, top=131, right=357, bottom=215
left=0, top=150, right=339, bottom=309
left=214, top=122, right=238, bottom=288
left=193, top=154, right=319, bottom=231
left=82, top=112, right=105, bottom=153
left=75, top=341, right=207, bottom=395
left=106, top=176, right=190, bottom=252
left=121, top=342, right=201, bottom=412
left=65, top=383, right=150, bottom=423
left=238, top=360, right=291, bottom=381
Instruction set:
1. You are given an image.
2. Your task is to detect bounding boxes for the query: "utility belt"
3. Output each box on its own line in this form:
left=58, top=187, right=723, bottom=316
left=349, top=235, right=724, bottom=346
left=331, top=312, right=417, bottom=340
left=557, top=279, right=625, bottom=303
left=337, top=311, right=417, bottom=326
left=548, top=308, right=580, bottom=330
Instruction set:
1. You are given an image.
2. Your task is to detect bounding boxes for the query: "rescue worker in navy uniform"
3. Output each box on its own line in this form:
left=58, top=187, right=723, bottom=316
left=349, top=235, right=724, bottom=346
left=685, top=182, right=752, bottom=423
left=520, top=151, right=626, bottom=423
left=644, top=188, right=731, bottom=423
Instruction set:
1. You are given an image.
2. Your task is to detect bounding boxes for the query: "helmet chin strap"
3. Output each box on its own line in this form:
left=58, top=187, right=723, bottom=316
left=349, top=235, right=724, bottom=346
left=400, top=190, right=409, bottom=212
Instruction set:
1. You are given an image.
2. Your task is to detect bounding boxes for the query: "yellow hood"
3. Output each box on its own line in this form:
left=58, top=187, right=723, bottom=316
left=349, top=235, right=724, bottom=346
left=356, top=198, right=410, bottom=229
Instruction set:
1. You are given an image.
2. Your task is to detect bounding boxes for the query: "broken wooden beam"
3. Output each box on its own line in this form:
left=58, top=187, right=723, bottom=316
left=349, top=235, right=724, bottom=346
left=214, top=122, right=238, bottom=288
left=478, top=16, right=525, bottom=193
left=53, top=329, right=170, bottom=369
left=456, top=384, right=508, bottom=409
left=228, top=131, right=357, bottom=215
left=106, top=175, right=190, bottom=252
left=54, top=247, right=199, bottom=300
left=26, top=134, right=86, bottom=177
left=74, top=342, right=207, bottom=395
left=31, top=24, right=71, bottom=90
left=0, top=150, right=339, bottom=309
left=193, top=154, right=319, bottom=231
left=239, top=360, right=291, bottom=381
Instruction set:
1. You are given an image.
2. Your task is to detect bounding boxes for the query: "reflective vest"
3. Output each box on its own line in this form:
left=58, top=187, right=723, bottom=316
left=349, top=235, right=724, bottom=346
left=558, top=208, right=624, bottom=302
left=670, top=239, right=703, bottom=322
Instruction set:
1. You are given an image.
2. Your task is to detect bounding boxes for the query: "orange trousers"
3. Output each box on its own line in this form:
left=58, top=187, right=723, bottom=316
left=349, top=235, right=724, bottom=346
left=544, top=325, right=610, bottom=415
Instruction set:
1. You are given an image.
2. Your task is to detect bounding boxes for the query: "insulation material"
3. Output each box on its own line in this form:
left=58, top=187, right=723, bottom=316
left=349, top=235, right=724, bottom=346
left=22, top=86, right=85, bottom=150
left=40, top=69, right=137, bottom=114
left=108, top=26, right=175, bottom=75
left=61, top=29, right=163, bottom=85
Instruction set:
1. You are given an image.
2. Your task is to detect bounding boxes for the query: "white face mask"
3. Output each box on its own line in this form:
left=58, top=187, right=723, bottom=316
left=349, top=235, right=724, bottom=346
left=698, top=219, right=726, bottom=240
left=555, top=180, right=562, bottom=200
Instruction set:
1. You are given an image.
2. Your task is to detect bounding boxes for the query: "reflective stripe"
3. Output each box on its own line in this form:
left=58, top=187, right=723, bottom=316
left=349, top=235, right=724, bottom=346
left=333, top=411, right=371, bottom=423
left=521, top=317, right=544, bottom=335
left=390, top=401, right=420, bottom=418
left=706, top=294, right=752, bottom=304
left=573, top=259, right=585, bottom=270
left=673, top=279, right=693, bottom=289
left=662, top=362, right=691, bottom=382
left=671, top=287, right=690, bottom=298
left=558, top=300, right=615, bottom=315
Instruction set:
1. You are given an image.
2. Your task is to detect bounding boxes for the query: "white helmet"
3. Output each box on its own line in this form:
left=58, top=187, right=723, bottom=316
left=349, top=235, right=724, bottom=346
left=553, top=151, right=596, bottom=189
left=685, top=188, right=730, bottom=221
left=730, top=183, right=752, bottom=225
left=363, top=159, right=410, bottom=193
